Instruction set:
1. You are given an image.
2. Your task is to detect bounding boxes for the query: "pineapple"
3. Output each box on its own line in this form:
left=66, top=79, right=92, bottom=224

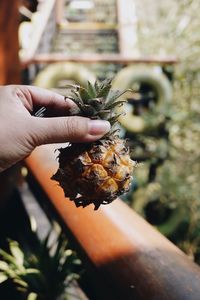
left=52, top=78, right=135, bottom=210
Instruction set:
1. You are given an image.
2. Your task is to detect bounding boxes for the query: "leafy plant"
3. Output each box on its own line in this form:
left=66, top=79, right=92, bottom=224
left=0, top=231, right=82, bottom=300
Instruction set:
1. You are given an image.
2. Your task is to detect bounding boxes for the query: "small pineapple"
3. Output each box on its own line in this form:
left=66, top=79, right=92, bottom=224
left=52, top=78, right=135, bottom=210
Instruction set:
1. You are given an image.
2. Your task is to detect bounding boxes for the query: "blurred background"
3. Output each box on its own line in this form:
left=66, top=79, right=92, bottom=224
left=0, top=0, right=200, bottom=299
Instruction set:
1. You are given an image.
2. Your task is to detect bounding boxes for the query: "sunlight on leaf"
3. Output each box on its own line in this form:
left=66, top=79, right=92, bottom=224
left=8, top=240, right=24, bottom=266
left=0, top=272, right=8, bottom=284
left=27, top=292, right=38, bottom=300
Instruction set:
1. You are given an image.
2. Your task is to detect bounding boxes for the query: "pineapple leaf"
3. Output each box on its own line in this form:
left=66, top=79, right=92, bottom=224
left=0, top=260, right=9, bottom=271
left=109, top=113, right=123, bottom=126
left=0, top=249, right=18, bottom=265
left=87, top=81, right=96, bottom=98
left=8, top=239, right=24, bottom=266
left=13, top=277, right=28, bottom=288
left=52, top=233, right=67, bottom=264
left=106, top=89, right=128, bottom=105
left=67, top=96, right=83, bottom=111
left=67, top=84, right=91, bottom=104
left=106, top=100, right=127, bottom=110
left=97, top=110, right=111, bottom=120
left=73, top=90, right=84, bottom=105
left=25, top=268, right=40, bottom=274
left=0, top=230, right=82, bottom=299
left=27, top=293, right=38, bottom=300
left=79, top=86, right=91, bottom=103
left=90, top=98, right=104, bottom=110
left=94, top=80, right=100, bottom=94
left=96, top=79, right=112, bottom=98
left=0, top=272, right=8, bottom=284
left=99, top=78, right=112, bottom=90
left=81, top=104, right=97, bottom=116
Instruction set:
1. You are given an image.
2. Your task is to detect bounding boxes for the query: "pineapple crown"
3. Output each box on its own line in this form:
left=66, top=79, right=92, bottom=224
left=66, top=78, right=129, bottom=127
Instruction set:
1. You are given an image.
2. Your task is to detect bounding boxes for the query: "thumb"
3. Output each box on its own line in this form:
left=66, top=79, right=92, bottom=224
left=30, top=116, right=111, bottom=146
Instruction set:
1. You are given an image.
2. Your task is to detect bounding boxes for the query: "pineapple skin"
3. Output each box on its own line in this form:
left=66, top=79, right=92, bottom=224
left=52, top=137, right=134, bottom=210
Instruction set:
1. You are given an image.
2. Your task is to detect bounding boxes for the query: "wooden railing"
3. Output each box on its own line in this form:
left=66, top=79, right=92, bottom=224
left=25, top=144, right=200, bottom=300
left=22, top=53, right=177, bottom=68
left=20, top=0, right=57, bottom=65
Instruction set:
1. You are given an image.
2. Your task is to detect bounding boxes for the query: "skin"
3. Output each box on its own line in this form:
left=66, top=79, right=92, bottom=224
left=0, top=85, right=111, bottom=172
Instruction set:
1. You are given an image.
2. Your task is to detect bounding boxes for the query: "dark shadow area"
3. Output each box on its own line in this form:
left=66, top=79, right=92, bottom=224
left=95, top=247, right=200, bottom=300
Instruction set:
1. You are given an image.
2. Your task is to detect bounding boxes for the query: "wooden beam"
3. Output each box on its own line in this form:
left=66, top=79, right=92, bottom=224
left=55, top=0, right=65, bottom=24
left=25, top=144, right=200, bottom=300
left=22, top=0, right=56, bottom=63
left=0, top=0, right=20, bottom=84
left=21, top=53, right=178, bottom=67
left=58, top=22, right=118, bottom=30
left=117, top=0, right=139, bottom=56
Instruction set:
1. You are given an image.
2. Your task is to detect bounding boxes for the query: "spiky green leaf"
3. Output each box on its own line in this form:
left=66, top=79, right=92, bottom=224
left=67, top=96, right=83, bottom=111
left=8, top=240, right=24, bottom=266
left=81, top=104, right=97, bottom=116
left=97, top=110, right=110, bottom=120
left=97, top=79, right=112, bottom=98
left=106, top=89, right=129, bottom=105
left=27, top=293, right=38, bottom=300
left=0, top=261, right=9, bottom=271
left=89, top=98, right=104, bottom=111
left=94, top=80, right=100, bottom=94
left=25, top=268, right=40, bottom=274
left=106, top=100, right=127, bottom=110
left=0, top=249, right=18, bottom=265
left=79, top=86, right=92, bottom=103
left=73, top=90, right=84, bottom=104
left=0, top=272, right=8, bottom=284
left=99, top=78, right=112, bottom=90
left=87, top=81, right=96, bottom=98
left=13, top=277, right=28, bottom=288
left=109, top=113, right=124, bottom=126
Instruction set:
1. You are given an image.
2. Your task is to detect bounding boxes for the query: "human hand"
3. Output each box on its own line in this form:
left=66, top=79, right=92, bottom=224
left=0, top=85, right=110, bottom=172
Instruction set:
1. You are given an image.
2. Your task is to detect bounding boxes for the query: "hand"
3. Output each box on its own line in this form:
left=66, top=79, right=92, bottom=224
left=0, top=85, right=110, bottom=172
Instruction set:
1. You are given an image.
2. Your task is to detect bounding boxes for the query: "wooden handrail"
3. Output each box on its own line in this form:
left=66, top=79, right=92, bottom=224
left=21, top=0, right=56, bottom=63
left=21, top=53, right=178, bottom=68
left=117, top=0, right=138, bottom=56
left=25, top=144, right=200, bottom=300
left=58, top=21, right=118, bottom=30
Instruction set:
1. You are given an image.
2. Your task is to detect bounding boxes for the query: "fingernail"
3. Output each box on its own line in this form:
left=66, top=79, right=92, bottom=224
left=88, top=120, right=111, bottom=135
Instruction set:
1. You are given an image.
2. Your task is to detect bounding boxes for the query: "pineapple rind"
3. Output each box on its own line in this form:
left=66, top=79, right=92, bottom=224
left=52, top=137, right=134, bottom=210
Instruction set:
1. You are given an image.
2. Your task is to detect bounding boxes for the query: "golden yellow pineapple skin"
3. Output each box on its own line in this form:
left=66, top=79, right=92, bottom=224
left=52, top=137, right=135, bottom=210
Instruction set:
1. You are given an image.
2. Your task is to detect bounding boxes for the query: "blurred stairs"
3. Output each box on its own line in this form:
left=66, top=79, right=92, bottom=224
left=51, top=0, right=121, bottom=79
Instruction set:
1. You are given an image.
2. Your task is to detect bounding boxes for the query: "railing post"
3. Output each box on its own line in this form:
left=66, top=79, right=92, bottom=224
left=117, top=0, right=139, bottom=56
left=0, top=0, right=21, bottom=84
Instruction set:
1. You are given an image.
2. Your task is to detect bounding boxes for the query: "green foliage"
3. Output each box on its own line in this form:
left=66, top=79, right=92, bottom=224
left=0, top=232, right=82, bottom=300
left=132, top=0, right=200, bottom=261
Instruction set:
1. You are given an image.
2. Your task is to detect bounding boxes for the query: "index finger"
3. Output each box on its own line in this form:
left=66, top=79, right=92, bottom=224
left=18, top=85, right=76, bottom=112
